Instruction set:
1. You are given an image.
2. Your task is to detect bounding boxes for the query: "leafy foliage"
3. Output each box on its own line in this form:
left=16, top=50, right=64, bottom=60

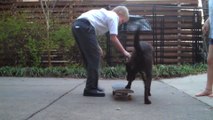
left=153, top=63, right=207, bottom=79
left=0, top=13, right=45, bottom=67
left=0, top=64, right=207, bottom=79
left=0, top=13, right=76, bottom=67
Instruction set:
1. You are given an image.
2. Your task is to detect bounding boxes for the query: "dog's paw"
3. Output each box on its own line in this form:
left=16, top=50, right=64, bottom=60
left=125, top=85, right=131, bottom=89
left=145, top=100, right=151, bottom=104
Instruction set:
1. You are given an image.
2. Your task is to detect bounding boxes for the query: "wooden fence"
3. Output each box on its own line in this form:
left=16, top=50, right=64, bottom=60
left=0, top=0, right=206, bottom=66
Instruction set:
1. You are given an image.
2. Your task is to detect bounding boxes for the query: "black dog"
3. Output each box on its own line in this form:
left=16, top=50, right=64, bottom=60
left=125, top=28, right=153, bottom=104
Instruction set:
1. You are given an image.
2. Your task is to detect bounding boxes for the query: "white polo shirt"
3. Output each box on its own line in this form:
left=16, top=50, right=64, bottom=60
left=78, top=8, right=119, bottom=36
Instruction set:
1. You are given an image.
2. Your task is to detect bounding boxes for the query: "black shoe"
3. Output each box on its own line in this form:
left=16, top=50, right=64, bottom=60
left=83, top=89, right=105, bottom=97
left=96, top=87, right=104, bottom=92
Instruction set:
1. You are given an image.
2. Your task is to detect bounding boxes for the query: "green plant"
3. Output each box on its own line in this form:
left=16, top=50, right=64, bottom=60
left=0, top=13, right=78, bottom=67
left=26, top=37, right=42, bottom=67
left=152, top=64, right=207, bottom=79
left=0, top=64, right=208, bottom=79
left=51, top=25, right=75, bottom=49
left=101, top=65, right=126, bottom=78
left=0, top=13, right=45, bottom=67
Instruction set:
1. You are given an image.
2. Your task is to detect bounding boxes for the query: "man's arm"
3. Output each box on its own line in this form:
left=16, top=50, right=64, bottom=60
left=110, top=34, right=131, bottom=59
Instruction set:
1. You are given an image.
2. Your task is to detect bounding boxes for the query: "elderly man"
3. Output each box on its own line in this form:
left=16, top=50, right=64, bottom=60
left=72, top=6, right=131, bottom=97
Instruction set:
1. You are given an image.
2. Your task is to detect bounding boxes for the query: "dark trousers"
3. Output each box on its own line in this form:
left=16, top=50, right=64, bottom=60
left=72, top=19, right=100, bottom=90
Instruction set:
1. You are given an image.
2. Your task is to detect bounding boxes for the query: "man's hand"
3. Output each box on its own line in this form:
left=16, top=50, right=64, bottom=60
left=98, top=45, right=104, bottom=57
left=124, top=51, right=131, bottom=60
left=202, top=18, right=210, bottom=36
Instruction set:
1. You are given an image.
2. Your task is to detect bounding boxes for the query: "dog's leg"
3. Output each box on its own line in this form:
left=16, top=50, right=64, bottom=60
left=125, top=81, right=132, bottom=89
left=125, top=73, right=136, bottom=89
left=147, top=69, right=152, bottom=96
left=141, top=72, right=151, bottom=96
left=142, top=71, right=152, bottom=104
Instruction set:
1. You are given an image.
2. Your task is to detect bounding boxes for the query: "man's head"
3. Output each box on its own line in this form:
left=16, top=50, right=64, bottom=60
left=112, top=6, right=129, bottom=25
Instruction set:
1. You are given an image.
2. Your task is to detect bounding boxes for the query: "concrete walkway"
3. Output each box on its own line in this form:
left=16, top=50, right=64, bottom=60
left=162, top=74, right=213, bottom=107
left=0, top=74, right=212, bottom=120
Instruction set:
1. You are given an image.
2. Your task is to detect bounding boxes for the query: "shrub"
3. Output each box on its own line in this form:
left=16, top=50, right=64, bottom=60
left=0, top=13, right=76, bottom=67
left=0, top=13, right=45, bottom=67
left=0, top=64, right=207, bottom=79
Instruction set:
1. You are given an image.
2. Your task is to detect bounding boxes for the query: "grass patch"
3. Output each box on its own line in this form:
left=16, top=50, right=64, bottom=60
left=0, top=63, right=207, bottom=79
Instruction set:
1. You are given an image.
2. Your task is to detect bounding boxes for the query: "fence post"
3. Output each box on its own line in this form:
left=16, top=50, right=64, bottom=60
left=152, top=5, right=157, bottom=64
left=177, top=3, right=182, bottom=65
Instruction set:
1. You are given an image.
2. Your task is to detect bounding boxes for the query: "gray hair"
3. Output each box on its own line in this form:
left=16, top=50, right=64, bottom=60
left=112, top=6, right=129, bottom=22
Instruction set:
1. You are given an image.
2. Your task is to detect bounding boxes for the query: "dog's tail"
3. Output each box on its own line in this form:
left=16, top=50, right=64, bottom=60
left=134, top=26, right=141, bottom=51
